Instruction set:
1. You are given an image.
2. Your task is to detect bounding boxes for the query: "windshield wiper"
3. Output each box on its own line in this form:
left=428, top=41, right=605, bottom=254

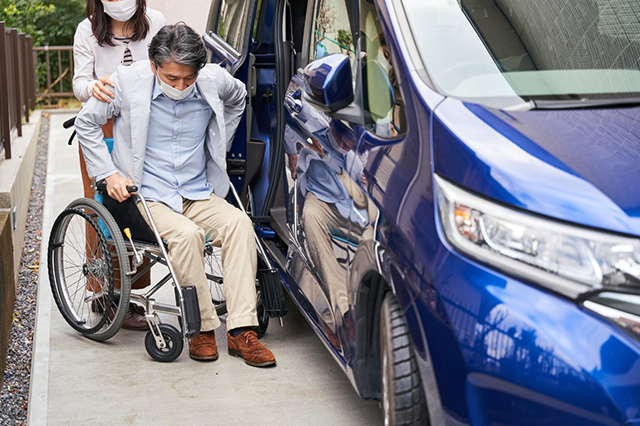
left=532, top=97, right=640, bottom=110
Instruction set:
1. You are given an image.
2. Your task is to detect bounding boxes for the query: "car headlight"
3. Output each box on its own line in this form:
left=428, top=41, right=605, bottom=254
left=435, top=175, right=640, bottom=299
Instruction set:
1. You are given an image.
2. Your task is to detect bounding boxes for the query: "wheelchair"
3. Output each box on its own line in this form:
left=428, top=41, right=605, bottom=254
left=48, top=119, right=282, bottom=362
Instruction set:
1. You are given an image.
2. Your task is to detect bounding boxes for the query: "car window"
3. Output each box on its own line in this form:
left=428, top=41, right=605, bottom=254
left=360, top=1, right=406, bottom=138
left=252, top=0, right=264, bottom=42
left=216, top=0, right=251, bottom=52
left=401, top=0, right=640, bottom=104
left=308, top=0, right=357, bottom=72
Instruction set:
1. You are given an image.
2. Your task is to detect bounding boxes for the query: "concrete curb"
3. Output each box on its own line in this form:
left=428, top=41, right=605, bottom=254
left=43, top=108, right=80, bottom=115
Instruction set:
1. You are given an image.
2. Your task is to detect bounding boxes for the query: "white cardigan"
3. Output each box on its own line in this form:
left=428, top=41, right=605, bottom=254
left=72, top=8, right=166, bottom=102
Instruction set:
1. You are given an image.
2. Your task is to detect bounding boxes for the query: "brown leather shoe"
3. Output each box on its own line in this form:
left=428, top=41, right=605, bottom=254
left=227, top=330, right=276, bottom=367
left=120, top=303, right=149, bottom=331
left=90, top=294, right=111, bottom=313
left=91, top=296, right=149, bottom=331
left=189, top=330, right=219, bottom=361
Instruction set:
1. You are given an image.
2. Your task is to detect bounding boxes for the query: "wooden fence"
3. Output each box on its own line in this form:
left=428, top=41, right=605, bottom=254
left=33, top=45, right=74, bottom=101
left=0, top=22, right=36, bottom=160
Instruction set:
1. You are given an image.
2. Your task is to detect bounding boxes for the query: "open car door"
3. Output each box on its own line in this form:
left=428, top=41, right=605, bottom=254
left=203, top=0, right=262, bottom=205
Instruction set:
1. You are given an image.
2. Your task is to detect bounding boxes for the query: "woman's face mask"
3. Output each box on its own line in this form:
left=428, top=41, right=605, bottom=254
left=101, top=0, right=137, bottom=22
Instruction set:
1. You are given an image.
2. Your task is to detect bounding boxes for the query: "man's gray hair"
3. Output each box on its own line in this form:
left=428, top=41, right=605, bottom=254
left=148, top=23, right=208, bottom=72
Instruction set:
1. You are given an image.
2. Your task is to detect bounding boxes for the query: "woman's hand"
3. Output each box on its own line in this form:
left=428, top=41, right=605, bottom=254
left=92, top=75, right=115, bottom=103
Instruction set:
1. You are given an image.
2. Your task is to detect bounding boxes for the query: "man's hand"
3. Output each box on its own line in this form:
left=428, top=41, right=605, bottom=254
left=307, top=137, right=324, bottom=156
left=105, top=173, right=134, bottom=202
left=288, top=153, right=298, bottom=179
left=92, top=75, right=115, bottom=103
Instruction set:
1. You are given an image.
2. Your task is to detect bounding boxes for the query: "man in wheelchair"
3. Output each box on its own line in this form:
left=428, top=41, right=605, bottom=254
left=74, top=23, right=276, bottom=367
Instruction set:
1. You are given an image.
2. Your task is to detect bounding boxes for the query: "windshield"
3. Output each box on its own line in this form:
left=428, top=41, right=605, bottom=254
left=401, top=0, right=640, bottom=106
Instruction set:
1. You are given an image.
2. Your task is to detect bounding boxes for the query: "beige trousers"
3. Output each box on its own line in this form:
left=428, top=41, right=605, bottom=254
left=138, top=193, right=258, bottom=332
left=301, top=171, right=377, bottom=319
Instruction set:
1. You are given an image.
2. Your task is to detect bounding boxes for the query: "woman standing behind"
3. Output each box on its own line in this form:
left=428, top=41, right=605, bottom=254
left=74, top=0, right=166, bottom=103
left=73, top=0, right=165, bottom=330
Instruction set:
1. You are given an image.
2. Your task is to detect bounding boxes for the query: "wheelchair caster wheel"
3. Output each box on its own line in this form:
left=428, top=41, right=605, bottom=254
left=145, top=324, right=183, bottom=362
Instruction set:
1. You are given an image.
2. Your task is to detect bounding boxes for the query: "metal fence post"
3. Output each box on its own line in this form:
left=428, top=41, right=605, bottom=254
left=57, top=50, right=62, bottom=94
left=10, top=29, right=22, bottom=137
left=5, top=27, right=16, bottom=145
left=44, top=46, right=51, bottom=105
left=18, top=33, right=28, bottom=123
left=26, top=36, right=35, bottom=112
left=0, top=22, right=7, bottom=159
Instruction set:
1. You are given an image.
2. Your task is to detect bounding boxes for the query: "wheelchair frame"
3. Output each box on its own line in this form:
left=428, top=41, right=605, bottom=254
left=48, top=186, right=247, bottom=362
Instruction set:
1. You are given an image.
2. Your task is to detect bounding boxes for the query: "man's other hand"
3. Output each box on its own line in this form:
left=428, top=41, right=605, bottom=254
left=105, top=173, right=134, bottom=202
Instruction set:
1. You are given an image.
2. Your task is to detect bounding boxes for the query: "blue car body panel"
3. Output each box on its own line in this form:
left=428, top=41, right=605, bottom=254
left=433, top=99, right=640, bottom=236
left=205, top=0, right=640, bottom=423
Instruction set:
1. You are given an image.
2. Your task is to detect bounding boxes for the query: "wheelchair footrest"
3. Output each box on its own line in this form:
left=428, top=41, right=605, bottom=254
left=175, top=286, right=201, bottom=338
left=258, top=268, right=287, bottom=318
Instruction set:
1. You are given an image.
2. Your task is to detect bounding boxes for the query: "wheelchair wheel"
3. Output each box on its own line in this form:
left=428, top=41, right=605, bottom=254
left=145, top=324, right=183, bottom=362
left=48, top=198, right=132, bottom=341
left=204, top=245, right=226, bottom=316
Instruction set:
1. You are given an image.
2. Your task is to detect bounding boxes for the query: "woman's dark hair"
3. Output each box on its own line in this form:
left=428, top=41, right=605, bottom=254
left=87, top=0, right=150, bottom=47
left=148, top=23, right=208, bottom=72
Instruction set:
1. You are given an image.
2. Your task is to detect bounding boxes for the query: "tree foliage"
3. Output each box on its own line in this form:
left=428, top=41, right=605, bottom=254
left=0, top=0, right=85, bottom=46
left=337, top=29, right=353, bottom=57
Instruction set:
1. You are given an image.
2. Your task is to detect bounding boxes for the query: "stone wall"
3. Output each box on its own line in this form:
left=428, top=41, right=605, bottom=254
left=0, top=112, right=42, bottom=383
left=0, top=111, right=41, bottom=289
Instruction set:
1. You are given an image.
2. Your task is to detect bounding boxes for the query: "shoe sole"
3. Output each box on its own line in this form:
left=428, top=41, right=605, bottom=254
left=228, top=348, right=276, bottom=367
left=189, top=353, right=219, bottom=362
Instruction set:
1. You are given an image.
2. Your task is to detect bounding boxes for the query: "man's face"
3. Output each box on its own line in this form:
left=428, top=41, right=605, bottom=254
left=150, top=60, right=197, bottom=91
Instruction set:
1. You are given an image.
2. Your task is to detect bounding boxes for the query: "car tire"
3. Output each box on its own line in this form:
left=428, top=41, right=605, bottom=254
left=380, top=292, right=429, bottom=426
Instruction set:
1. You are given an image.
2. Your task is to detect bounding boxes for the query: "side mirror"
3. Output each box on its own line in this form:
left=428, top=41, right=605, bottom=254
left=302, top=53, right=354, bottom=112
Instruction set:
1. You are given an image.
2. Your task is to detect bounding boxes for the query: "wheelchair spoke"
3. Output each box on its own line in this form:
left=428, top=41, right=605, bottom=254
left=60, top=268, right=83, bottom=280
left=67, top=278, right=86, bottom=300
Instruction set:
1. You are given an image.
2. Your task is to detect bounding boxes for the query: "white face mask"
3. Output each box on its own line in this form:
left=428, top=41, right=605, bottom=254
left=101, top=0, right=137, bottom=22
left=156, top=72, right=197, bottom=101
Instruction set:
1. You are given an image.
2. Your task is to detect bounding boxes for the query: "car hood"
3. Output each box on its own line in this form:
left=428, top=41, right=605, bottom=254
left=432, top=98, right=640, bottom=237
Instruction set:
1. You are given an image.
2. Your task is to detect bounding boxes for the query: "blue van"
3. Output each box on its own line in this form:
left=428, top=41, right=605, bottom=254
left=204, top=0, right=640, bottom=424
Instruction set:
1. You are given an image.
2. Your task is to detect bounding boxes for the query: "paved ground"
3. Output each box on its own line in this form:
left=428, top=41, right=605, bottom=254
left=28, top=112, right=383, bottom=425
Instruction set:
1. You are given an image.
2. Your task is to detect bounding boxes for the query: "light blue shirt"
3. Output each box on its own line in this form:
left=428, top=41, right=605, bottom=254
left=139, top=80, right=214, bottom=213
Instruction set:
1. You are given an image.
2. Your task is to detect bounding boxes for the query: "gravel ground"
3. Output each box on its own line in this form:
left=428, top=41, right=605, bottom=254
left=1, top=114, right=50, bottom=426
